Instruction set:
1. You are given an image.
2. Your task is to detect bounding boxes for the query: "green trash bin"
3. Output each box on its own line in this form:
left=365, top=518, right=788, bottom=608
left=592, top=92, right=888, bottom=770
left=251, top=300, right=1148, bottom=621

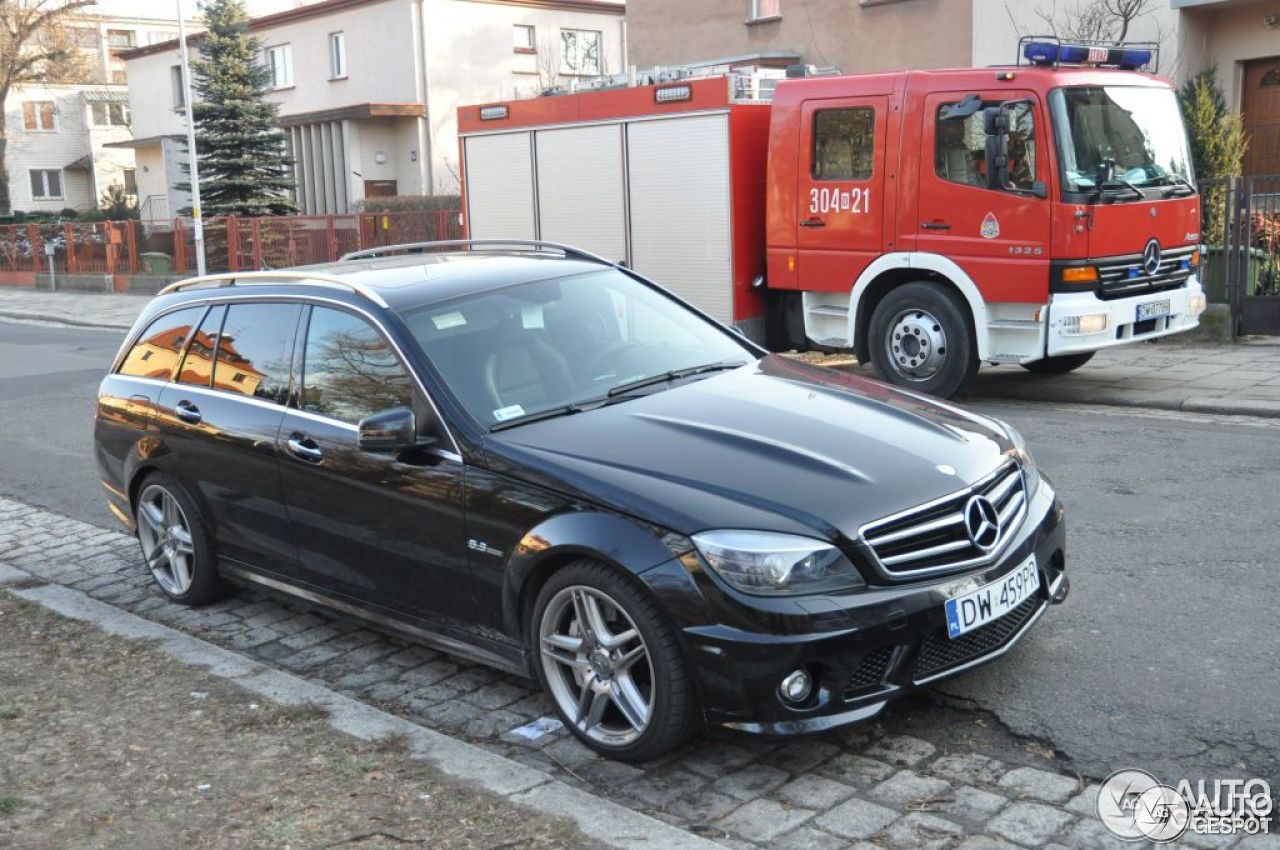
left=139, top=252, right=172, bottom=274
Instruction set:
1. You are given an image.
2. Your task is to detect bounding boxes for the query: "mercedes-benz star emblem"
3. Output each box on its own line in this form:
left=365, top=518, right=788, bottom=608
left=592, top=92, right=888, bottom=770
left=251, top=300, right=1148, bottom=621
left=964, top=495, right=1001, bottom=551
left=1142, top=239, right=1162, bottom=276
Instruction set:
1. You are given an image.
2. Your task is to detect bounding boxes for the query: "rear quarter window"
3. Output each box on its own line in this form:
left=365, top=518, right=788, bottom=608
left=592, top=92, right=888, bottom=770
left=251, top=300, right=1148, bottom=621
left=118, top=306, right=206, bottom=379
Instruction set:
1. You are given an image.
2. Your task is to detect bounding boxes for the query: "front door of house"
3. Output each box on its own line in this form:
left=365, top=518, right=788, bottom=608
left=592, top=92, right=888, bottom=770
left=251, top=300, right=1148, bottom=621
left=1243, top=58, right=1280, bottom=176
left=364, top=180, right=398, bottom=198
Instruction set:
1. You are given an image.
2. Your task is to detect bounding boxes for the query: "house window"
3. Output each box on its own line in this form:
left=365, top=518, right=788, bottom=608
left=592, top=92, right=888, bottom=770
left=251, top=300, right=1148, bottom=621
left=30, top=169, right=63, bottom=200
left=560, top=29, right=601, bottom=76
left=513, top=24, right=535, bottom=53
left=110, top=67, right=127, bottom=84
left=106, top=29, right=136, bottom=49
left=329, top=32, right=347, bottom=79
left=22, top=101, right=55, bottom=132
left=171, top=65, right=185, bottom=107
left=265, top=44, right=293, bottom=89
left=92, top=102, right=131, bottom=127
left=147, top=31, right=173, bottom=46
left=750, top=0, right=781, bottom=20
left=71, top=27, right=99, bottom=49
left=123, top=168, right=137, bottom=195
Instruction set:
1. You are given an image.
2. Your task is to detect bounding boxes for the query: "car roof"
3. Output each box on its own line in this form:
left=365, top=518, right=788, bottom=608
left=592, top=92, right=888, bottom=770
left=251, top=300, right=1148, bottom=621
left=290, top=251, right=610, bottom=311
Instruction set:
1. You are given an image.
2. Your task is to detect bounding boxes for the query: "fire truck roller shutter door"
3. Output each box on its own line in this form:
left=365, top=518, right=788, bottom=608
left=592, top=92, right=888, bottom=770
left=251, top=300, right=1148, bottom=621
left=464, top=132, right=536, bottom=240
left=535, top=124, right=627, bottom=264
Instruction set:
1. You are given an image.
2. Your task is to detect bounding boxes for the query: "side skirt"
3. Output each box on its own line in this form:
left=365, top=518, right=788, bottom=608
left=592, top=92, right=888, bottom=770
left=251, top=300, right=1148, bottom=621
left=219, top=561, right=531, bottom=678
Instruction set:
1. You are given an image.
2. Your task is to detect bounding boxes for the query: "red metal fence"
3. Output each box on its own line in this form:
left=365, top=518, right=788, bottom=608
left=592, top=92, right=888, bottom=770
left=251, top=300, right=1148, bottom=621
left=0, top=210, right=461, bottom=279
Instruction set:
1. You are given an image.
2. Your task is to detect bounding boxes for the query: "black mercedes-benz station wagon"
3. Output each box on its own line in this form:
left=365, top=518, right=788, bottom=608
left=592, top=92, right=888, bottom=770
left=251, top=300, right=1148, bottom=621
left=95, top=240, right=1068, bottom=761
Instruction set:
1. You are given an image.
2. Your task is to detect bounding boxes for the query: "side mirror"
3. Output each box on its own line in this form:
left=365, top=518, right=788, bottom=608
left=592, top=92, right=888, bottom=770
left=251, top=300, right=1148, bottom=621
left=1029, top=180, right=1048, bottom=199
left=1096, top=158, right=1116, bottom=187
left=357, top=407, right=417, bottom=453
left=940, top=93, right=983, bottom=121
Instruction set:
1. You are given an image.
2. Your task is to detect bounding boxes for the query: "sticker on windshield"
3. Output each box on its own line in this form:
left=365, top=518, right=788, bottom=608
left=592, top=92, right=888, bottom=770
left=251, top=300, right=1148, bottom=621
left=521, top=304, right=545, bottom=330
left=493, top=404, right=525, bottom=422
left=431, top=311, right=467, bottom=330
left=980, top=212, right=1000, bottom=239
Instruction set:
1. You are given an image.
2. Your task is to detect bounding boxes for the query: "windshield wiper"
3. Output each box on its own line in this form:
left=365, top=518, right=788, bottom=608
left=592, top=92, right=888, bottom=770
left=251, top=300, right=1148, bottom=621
left=1099, top=178, right=1144, bottom=202
left=490, top=398, right=607, bottom=432
left=1160, top=175, right=1196, bottom=198
left=606, top=360, right=746, bottom=398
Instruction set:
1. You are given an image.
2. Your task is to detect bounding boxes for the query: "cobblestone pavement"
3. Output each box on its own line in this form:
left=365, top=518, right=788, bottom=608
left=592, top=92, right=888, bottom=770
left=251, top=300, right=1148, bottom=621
left=1, top=496, right=1272, bottom=850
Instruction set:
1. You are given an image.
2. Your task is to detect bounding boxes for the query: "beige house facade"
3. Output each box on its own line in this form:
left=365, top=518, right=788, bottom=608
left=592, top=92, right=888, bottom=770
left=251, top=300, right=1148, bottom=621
left=119, top=0, right=626, bottom=218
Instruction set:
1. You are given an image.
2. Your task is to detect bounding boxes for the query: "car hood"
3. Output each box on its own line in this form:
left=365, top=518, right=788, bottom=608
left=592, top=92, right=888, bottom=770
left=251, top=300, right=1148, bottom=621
left=483, top=355, right=1016, bottom=542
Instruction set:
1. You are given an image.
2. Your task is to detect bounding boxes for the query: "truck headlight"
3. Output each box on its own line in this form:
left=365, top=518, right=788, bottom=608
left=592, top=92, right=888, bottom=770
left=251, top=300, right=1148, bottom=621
left=1060, top=313, right=1109, bottom=336
left=1187, top=293, right=1207, bottom=316
left=691, top=530, right=865, bottom=596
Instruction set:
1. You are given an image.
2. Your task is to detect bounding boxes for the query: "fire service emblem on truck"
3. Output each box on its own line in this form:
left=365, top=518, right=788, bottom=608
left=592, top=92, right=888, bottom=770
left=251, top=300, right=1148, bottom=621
left=980, top=212, right=1000, bottom=239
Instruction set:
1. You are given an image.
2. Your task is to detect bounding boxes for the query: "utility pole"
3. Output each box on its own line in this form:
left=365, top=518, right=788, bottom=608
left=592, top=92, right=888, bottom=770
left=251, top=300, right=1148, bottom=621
left=177, top=0, right=206, bottom=276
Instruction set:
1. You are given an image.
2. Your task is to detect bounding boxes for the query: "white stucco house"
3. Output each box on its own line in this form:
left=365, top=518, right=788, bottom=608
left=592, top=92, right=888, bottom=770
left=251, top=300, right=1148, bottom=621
left=117, top=0, right=626, bottom=218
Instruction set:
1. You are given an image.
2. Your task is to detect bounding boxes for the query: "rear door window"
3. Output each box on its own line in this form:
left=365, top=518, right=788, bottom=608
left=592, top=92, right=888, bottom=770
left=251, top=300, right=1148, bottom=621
left=118, top=306, right=206, bottom=379
left=177, top=305, right=224, bottom=387
left=301, top=306, right=414, bottom=425
left=210, top=303, right=299, bottom=403
left=812, top=107, right=876, bottom=181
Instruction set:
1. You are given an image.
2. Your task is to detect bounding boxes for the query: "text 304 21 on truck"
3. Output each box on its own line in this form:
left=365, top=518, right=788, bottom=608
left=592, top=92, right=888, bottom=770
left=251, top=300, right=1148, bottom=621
left=458, top=38, right=1206, bottom=398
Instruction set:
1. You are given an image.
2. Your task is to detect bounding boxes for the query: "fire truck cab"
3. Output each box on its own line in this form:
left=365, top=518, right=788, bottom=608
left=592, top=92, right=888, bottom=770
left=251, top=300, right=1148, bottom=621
left=458, top=39, right=1206, bottom=398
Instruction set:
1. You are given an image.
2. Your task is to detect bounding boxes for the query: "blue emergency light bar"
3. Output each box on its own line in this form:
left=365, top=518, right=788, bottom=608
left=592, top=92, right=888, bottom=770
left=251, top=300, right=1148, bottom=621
left=1018, top=36, right=1157, bottom=72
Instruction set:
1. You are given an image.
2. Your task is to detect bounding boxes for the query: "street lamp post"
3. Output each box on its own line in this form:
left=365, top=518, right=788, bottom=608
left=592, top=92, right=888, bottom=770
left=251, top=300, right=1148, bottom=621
left=176, top=0, right=206, bottom=276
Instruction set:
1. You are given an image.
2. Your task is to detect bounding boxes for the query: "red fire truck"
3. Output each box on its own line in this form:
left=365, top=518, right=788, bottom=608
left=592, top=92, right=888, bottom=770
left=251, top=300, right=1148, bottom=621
left=458, top=40, right=1206, bottom=398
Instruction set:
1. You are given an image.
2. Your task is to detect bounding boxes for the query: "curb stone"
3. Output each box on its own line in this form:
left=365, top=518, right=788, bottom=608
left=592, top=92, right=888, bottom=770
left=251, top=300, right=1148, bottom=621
left=3, top=573, right=722, bottom=850
left=0, top=309, right=132, bottom=331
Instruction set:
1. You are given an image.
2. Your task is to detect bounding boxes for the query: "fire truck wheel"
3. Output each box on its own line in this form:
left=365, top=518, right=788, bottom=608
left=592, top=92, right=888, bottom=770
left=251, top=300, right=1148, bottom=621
left=869, top=283, right=978, bottom=398
left=1021, top=352, right=1096, bottom=374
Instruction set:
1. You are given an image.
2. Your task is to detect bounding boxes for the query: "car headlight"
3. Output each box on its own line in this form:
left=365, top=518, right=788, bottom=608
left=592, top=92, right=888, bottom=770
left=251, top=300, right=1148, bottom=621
left=691, top=530, right=865, bottom=596
left=1002, top=423, right=1040, bottom=494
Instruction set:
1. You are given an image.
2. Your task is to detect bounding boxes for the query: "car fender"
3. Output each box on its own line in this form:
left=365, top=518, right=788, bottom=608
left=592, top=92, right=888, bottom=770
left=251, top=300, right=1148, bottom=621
left=849, top=251, right=991, bottom=360
left=500, top=510, right=692, bottom=639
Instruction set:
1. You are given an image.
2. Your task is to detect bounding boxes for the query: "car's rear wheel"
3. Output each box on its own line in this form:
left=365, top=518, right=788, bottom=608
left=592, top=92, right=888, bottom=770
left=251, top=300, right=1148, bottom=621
left=134, top=474, right=228, bottom=605
left=531, top=560, right=697, bottom=761
left=869, top=283, right=978, bottom=398
left=1021, top=352, right=1095, bottom=374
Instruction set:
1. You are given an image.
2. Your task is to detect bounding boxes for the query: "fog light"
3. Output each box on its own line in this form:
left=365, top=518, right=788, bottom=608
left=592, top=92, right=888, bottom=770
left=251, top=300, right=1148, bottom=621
left=1188, top=293, right=1207, bottom=316
left=1060, top=313, right=1109, bottom=336
left=779, top=669, right=813, bottom=704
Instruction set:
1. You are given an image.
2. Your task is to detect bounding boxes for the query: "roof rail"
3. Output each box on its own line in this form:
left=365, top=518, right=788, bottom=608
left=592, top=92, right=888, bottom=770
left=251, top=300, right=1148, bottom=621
left=339, top=239, right=619, bottom=268
left=156, top=270, right=390, bottom=308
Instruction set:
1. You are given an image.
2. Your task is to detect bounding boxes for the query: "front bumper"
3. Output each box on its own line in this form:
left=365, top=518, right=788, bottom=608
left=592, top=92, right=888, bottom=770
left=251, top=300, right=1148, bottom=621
left=655, top=479, right=1065, bottom=735
left=1045, top=275, right=1205, bottom=357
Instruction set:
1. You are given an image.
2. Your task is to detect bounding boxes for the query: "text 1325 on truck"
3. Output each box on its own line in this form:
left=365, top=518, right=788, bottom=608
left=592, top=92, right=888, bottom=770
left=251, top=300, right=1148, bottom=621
left=458, top=37, right=1206, bottom=398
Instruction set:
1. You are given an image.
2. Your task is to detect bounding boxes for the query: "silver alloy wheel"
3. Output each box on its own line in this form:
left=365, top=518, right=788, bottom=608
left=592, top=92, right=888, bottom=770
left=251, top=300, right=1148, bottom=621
left=538, top=585, right=655, bottom=748
left=885, top=308, right=948, bottom=381
left=136, top=484, right=196, bottom=596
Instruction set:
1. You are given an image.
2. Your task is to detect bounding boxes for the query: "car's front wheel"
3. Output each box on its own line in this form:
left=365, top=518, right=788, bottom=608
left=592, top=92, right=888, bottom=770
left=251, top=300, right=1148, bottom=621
left=531, top=560, right=697, bottom=761
left=134, top=473, right=228, bottom=605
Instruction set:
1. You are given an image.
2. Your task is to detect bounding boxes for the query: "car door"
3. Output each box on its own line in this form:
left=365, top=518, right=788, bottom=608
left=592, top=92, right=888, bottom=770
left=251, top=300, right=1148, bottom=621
left=153, top=300, right=302, bottom=574
left=916, top=90, right=1052, bottom=302
left=277, top=303, right=472, bottom=628
left=796, top=97, right=887, bottom=288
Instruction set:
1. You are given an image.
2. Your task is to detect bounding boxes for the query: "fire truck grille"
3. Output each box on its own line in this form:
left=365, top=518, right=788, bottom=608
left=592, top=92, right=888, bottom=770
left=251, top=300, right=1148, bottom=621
left=859, top=462, right=1026, bottom=579
left=912, top=596, right=1043, bottom=681
left=1095, top=246, right=1196, bottom=300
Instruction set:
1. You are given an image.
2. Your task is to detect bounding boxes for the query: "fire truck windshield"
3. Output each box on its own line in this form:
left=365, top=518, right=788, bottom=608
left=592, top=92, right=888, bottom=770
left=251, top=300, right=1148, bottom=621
left=1049, top=85, right=1194, bottom=196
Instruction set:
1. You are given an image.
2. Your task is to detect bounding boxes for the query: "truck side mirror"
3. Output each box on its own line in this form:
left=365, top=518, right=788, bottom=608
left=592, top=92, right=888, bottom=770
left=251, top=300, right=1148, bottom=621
left=983, top=106, right=1010, bottom=191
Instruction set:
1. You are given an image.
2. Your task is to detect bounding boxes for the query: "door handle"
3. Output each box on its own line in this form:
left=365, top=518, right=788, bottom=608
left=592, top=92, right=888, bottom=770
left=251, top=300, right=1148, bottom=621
left=800, top=217, right=826, bottom=228
left=175, top=400, right=201, bottom=424
left=286, top=435, right=323, bottom=463
left=921, top=221, right=952, bottom=231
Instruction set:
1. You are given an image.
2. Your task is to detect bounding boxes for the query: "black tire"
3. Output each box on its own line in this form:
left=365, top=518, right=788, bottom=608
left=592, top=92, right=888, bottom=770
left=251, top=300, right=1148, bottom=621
left=868, top=282, right=979, bottom=398
left=132, top=472, right=229, bottom=606
left=1021, top=352, right=1096, bottom=374
left=530, top=559, right=698, bottom=762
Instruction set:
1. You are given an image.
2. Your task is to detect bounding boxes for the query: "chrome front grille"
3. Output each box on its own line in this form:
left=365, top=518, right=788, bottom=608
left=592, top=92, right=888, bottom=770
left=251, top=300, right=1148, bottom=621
left=859, top=461, right=1027, bottom=580
left=1096, top=246, right=1195, bottom=300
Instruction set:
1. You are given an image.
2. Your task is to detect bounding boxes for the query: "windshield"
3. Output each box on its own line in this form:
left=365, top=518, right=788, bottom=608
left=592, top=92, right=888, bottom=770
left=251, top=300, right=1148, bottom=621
left=401, top=269, right=753, bottom=429
left=1050, top=85, right=1194, bottom=193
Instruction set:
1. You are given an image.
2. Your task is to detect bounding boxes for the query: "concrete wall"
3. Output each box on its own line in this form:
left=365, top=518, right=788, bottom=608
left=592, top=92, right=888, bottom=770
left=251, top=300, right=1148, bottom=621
left=971, top=0, right=1178, bottom=72
left=626, top=0, right=971, bottom=75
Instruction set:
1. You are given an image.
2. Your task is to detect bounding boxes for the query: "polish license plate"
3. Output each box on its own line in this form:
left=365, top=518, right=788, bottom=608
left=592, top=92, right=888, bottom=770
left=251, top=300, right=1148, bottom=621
left=944, top=557, right=1040, bottom=639
left=1136, top=299, right=1171, bottom=322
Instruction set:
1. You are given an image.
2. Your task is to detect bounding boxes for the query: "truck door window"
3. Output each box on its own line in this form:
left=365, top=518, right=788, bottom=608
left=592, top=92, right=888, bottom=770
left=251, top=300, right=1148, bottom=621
left=812, top=108, right=875, bottom=180
left=935, top=100, right=1036, bottom=191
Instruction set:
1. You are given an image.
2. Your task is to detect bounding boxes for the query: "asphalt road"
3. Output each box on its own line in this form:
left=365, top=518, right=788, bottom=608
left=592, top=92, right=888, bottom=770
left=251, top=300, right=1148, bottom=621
left=1, top=318, right=1276, bottom=784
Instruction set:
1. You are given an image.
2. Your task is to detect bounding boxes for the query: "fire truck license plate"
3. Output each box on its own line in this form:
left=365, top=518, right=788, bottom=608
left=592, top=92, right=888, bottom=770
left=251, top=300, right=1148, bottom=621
left=1135, top=299, right=1171, bottom=322
left=944, top=556, right=1040, bottom=639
